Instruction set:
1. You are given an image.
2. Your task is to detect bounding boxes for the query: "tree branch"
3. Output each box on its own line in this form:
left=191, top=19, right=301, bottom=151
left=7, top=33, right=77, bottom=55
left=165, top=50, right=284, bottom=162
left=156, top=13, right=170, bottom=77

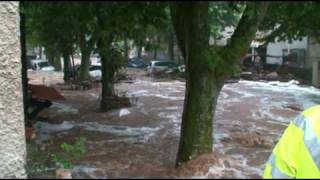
left=225, top=2, right=270, bottom=63
left=170, top=2, right=187, bottom=60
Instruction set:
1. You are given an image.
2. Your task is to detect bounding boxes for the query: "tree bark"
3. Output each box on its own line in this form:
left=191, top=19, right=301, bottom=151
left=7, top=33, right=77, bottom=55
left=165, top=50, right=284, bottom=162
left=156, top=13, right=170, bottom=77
left=97, top=37, right=115, bottom=110
left=137, top=40, right=143, bottom=58
left=153, top=36, right=160, bottom=59
left=46, top=47, right=61, bottom=71
left=79, top=34, right=94, bottom=82
left=170, top=3, right=187, bottom=60
left=168, top=31, right=175, bottom=60
left=39, top=46, right=42, bottom=59
left=79, top=48, right=91, bottom=81
left=173, top=2, right=220, bottom=165
left=62, top=50, right=71, bottom=82
left=53, top=55, right=62, bottom=71
left=124, top=33, right=129, bottom=59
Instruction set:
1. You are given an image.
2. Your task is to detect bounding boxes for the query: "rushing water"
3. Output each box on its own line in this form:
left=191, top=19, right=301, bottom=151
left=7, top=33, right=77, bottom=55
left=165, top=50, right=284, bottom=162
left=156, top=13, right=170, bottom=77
left=33, top=74, right=320, bottom=178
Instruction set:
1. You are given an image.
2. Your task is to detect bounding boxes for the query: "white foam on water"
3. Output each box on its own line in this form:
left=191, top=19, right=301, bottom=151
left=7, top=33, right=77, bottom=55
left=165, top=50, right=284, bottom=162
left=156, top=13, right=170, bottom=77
left=126, top=80, right=185, bottom=100
left=119, top=108, right=131, bottom=117
left=165, top=106, right=179, bottom=110
left=72, top=164, right=107, bottom=179
left=34, top=121, right=161, bottom=144
left=126, top=90, right=149, bottom=97
left=34, top=121, right=76, bottom=144
left=89, top=70, right=102, bottom=78
left=78, top=122, right=160, bottom=137
left=158, top=111, right=181, bottom=134
left=239, top=80, right=320, bottom=109
left=51, top=102, right=79, bottom=114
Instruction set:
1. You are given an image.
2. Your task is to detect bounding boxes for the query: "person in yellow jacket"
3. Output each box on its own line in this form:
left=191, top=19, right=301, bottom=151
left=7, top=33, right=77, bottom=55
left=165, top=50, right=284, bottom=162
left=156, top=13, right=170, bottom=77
left=263, top=105, right=320, bottom=178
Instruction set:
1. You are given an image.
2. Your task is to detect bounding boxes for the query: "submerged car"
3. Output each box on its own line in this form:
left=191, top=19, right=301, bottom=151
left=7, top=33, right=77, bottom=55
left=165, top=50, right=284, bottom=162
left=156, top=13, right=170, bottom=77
left=89, top=65, right=102, bottom=78
left=147, top=60, right=182, bottom=75
left=30, top=59, right=55, bottom=71
left=128, top=58, right=147, bottom=68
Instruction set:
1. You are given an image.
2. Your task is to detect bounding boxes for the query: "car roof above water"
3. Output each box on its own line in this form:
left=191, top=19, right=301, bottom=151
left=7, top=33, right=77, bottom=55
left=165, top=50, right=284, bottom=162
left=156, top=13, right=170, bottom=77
left=31, top=59, right=48, bottom=63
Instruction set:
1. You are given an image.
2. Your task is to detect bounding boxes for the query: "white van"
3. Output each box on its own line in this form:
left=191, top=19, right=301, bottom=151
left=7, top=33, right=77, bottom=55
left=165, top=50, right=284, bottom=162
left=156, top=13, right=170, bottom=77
left=30, top=59, right=55, bottom=71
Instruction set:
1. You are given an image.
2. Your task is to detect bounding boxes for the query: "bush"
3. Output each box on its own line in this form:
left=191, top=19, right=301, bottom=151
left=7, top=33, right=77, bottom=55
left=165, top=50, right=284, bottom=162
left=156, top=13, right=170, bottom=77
left=51, top=137, right=87, bottom=169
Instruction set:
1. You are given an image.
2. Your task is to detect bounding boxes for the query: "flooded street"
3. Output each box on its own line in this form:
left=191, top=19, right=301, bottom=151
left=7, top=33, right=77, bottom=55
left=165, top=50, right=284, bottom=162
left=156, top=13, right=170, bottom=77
left=28, top=69, right=320, bottom=178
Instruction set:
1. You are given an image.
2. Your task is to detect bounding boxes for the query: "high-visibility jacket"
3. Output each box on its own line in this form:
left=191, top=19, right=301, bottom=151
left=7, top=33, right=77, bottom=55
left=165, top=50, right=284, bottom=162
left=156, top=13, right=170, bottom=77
left=263, top=105, right=320, bottom=178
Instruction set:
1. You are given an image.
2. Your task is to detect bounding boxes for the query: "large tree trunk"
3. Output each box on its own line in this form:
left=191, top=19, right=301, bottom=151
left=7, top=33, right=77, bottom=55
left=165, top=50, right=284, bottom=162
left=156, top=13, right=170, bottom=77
left=137, top=40, right=142, bottom=58
left=173, top=2, right=220, bottom=165
left=168, top=30, right=175, bottom=60
left=178, top=68, right=223, bottom=164
left=46, top=47, right=62, bottom=71
left=79, top=48, right=91, bottom=81
left=153, top=36, right=160, bottom=59
left=39, top=46, right=42, bottom=59
left=100, top=56, right=115, bottom=109
left=53, top=55, right=62, bottom=71
left=171, top=2, right=270, bottom=166
left=79, top=34, right=94, bottom=82
left=62, top=50, right=71, bottom=82
left=124, top=34, right=129, bottom=59
left=97, top=37, right=115, bottom=110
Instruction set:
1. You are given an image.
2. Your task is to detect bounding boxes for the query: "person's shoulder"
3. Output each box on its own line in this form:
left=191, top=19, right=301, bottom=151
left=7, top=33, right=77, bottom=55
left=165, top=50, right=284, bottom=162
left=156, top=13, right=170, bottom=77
left=302, top=105, right=320, bottom=121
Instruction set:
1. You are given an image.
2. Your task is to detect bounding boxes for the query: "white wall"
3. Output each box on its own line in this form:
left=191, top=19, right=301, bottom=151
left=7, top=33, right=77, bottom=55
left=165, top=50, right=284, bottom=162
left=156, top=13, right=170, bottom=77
left=0, top=2, right=27, bottom=178
left=266, top=37, right=308, bottom=64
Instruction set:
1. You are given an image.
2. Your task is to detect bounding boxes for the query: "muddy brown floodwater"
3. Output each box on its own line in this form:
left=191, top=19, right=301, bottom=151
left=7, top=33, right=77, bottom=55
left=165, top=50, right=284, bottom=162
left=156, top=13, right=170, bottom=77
left=28, top=69, right=320, bottom=178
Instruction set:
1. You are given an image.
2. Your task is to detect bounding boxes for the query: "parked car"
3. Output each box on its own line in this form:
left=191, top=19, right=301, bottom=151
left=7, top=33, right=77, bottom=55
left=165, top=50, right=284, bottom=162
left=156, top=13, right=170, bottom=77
left=147, top=60, right=181, bottom=75
left=30, top=59, right=55, bottom=71
left=89, top=65, right=102, bottom=78
left=128, top=58, right=147, bottom=68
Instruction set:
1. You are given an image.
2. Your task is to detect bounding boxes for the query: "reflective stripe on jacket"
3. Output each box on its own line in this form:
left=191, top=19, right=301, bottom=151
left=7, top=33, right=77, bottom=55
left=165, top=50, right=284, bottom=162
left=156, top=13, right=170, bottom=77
left=263, top=105, right=320, bottom=178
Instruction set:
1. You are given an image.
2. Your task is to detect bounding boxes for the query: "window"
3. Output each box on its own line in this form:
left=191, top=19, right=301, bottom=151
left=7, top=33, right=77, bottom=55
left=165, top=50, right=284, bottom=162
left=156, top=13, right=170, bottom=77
left=38, top=62, right=50, bottom=68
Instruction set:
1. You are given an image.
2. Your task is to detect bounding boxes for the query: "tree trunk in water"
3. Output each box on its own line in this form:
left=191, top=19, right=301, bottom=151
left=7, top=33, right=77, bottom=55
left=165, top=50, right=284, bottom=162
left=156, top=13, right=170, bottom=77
left=79, top=34, right=93, bottom=82
left=171, top=2, right=270, bottom=166
left=53, top=55, right=62, bottom=71
left=178, top=68, right=222, bottom=164
left=100, top=56, right=115, bottom=110
left=97, top=38, right=115, bottom=110
left=153, top=36, right=160, bottom=59
left=46, top=48, right=61, bottom=71
left=137, top=41, right=142, bottom=58
left=47, top=51, right=54, bottom=66
left=124, top=34, right=129, bottom=59
left=153, top=47, right=157, bottom=59
left=168, top=32, right=175, bottom=60
left=62, top=51, right=71, bottom=82
left=174, top=2, right=219, bottom=165
left=39, top=46, right=42, bottom=59
left=79, top=49, right=91, bottom=82
left=20, top=4, right=28, bottom=122
left=71, top=53, right=75, bottom=78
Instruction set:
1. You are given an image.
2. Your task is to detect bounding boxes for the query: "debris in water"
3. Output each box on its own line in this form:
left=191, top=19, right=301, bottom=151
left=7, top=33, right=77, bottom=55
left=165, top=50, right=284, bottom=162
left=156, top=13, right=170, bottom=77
left=119, top=108, right=131, bottom=117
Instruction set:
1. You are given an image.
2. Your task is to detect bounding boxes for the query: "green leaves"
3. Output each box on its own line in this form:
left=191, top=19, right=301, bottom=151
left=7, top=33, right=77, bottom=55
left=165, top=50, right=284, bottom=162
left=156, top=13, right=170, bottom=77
left=208, top=2, right=245, bottom=41
left=260, top=2, right=320, bottom=43
left=51, top=137, right=87, bottom=169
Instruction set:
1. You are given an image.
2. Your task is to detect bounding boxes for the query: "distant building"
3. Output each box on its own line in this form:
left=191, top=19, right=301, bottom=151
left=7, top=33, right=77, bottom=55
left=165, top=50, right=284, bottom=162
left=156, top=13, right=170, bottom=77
left=264, top=36, right=320, bottom=87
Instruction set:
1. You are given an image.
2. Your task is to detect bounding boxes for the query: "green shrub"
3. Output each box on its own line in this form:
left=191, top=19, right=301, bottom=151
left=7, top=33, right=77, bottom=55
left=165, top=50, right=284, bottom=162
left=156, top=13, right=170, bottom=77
left=51, top=137, right=86, bottom=169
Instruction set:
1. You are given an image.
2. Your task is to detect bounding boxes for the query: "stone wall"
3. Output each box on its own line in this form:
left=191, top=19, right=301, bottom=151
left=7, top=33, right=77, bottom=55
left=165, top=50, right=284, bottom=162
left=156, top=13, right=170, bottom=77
left=0, top=2, right=26, bottom=178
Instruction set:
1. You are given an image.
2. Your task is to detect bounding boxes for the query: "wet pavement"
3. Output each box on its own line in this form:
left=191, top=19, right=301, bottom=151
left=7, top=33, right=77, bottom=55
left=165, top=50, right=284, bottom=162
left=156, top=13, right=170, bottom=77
left=28, top=69, right=320, bottom=178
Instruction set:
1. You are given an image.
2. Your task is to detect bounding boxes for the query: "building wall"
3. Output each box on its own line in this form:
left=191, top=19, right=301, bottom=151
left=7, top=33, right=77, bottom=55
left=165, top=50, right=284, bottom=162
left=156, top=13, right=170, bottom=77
left=266, top=37, right=308, bottom=64
left=307, top=36, right=320, bottom=87
left=307, top=36, right=320, bottom=68
left=0, top=2, right=27, bottom=178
